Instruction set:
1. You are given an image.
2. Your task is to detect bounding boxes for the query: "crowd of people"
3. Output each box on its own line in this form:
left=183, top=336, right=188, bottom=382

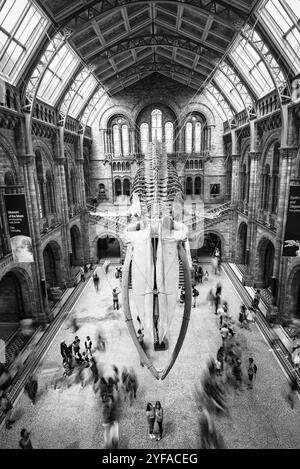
left=1, top=253, right=299, bottom=450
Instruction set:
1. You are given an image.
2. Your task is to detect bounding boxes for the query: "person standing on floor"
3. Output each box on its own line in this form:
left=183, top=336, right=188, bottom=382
left=154, top=401, right=164, bottom=441
left=24, top=374, right=38, bottom=405
left=247, top=358, right=257, bottom=389
left=80, top=266, right=85, bottom=282
left=0, top=391, right=15, bottom=429
left=85, top=336, right=93, bottom=358
left=93, top=272, right=100, bottom=292
left=73, top=336, right=82, bottom=361
left=220, top=323, right=229, bottom=348
left=146, top=403, right=156, bottom=439
left=19, top=428, right=33, bottom=449
left=192, top=285, right=199, bottom=308
left=112, top=287, right=121, bottom=310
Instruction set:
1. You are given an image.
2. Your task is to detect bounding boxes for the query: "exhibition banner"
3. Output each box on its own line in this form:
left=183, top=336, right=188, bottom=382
left=4, top=193, right=34, bottom=263
left=283, top=184, right=300, bottom=257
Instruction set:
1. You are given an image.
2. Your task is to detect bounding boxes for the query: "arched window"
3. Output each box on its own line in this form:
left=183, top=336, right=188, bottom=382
left=113, top=124, right=121, bottom=156
left=35, top=150, right=46, bottom=218
left=186, top=161, right=189, bottom=170
left=195, top=177, right=201, bottom=196
left=194, top=122, right=202, bottom=153
left=123, top=178, right=130, bottom=196
left=113, top=162, right=117, bottom=171
left=190, top=160, right=194, bottom=170
left=140, top=123, right=149, bottom=154
left=271, top=144, right=280, bottom=214
left=151, top=109, right=162, bottom=142
left=4, top=171, right=15, bottom=186
left=70, top=169, right=77, bottom=205
left=46, top=172, right=56, bottom=214
left=126, top=162, right=130, bottom=171
left=186, top=177, right=193, bottom=196
left=165, top=122, right=174, bottom=153
left=185, top=123, right=192, bottom=154
left=122, top=125, right=130, bottom=156
left=263, top=164, right=271, bottom=211
left=241, top=164, right=247, bottom=201
left=194, top=160, right=198, bottom=169
left=115, top=179, right=122, bottom=197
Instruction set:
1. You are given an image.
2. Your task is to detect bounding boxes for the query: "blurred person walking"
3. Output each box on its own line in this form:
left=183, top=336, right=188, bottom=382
left=146, top=403, right=156, bottom=439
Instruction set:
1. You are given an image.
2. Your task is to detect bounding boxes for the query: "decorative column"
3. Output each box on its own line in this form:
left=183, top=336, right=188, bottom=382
left=228, top=154, right=240, bottom=261
left=243, top=151, right=260, bottom=286
left=22, top=112, right=51, bottom=324
left=55, top=125, right=72, bottom=284
left=21, top=154, right=51, bottom=323
left=273, top=147, right=297, bottom=304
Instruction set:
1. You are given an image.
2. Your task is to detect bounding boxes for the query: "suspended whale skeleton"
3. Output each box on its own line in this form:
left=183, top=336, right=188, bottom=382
left=90, top=142, right=228, bottom=380
left=121, top=142, right=194, bottom=380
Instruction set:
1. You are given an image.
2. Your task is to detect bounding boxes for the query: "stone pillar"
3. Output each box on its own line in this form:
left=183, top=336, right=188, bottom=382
left=228, top=154, right=240, bottom=261
left=273, top=147, right=297, bottom=304
left=55, top=126, right=72, bottom=284
left=230, top=154, right=240, bottom=206
left=0, top=188, right=11, bottom=254
left=243, top=152, right=260, bottom=285
left=20, top=154, right=51, bottom=323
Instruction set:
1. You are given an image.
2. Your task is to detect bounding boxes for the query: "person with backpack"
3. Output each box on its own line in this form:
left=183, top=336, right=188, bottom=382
left=112, top=287, right=121, bottom=310
left=247, top=358, right=257, bottom=389
left=192, top=286, right=199, bottom=308
left=19, top=428, right=33, bottom=449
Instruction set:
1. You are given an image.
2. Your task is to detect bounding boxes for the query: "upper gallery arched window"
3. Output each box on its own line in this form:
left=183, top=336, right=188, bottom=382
left=184, top=114, right=209, bottom=154
left=140, top=123, right=149, bottom=155
left=122, top=125, right=130, bottom=157
left=109, top=116, right=131, bottom=157
left=194, top=122, right=202, bottom=153
left=151, top=109, right=162, bottom=143
left=185, top=123, right=193, bottom=154
left=113, top=125, right=121, bottom=156
left=165, top=122, right=174, bottom=153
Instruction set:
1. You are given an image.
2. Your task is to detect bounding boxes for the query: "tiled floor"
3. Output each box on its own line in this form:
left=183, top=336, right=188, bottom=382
left=0, top=263, right=300, bottom=449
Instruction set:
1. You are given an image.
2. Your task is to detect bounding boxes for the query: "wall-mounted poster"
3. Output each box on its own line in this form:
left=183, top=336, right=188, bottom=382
left=283, top=184, right=300, bottom=257
left=4, top=194, right=34, bottom=263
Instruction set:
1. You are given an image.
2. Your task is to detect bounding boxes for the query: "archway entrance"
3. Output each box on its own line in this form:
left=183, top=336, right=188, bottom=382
left=257, top=239, right=275, bottom=288
left=43, top=242, right=63, bottom=287
left=0, top=269, right=33, bottom=340
left=70, top=225, right=83, bottom=266
left=197, top=233, right=222, bottom=258
left=238, top=223, right=248, bottom=264
left=97, top=235, right=121, bottom=260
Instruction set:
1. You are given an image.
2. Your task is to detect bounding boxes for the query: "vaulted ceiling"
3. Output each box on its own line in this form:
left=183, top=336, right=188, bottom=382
left=38, top=0, right=259, bottom=95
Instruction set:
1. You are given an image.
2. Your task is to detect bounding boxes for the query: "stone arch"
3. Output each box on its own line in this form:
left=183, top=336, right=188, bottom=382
left=237, top=222, right=248, bottom=264
left=285, top=261, right=300, bottom=319
left=0, top=267, right=34, bottom=324
left=260, top=130, right=280, bottom=159
left=99, top=105, right=133, bottom=129
left=179, top=101, right=216, bottom=127
left=132, top=98, right=180, bottom=124
left=197, top=229, right=226, bottom=258
left=0, top=135, right=19, bottom=184
left=255, top=236, right=275, bottom=288
left=94, top=232, right=123, bottom=262
left=70, top=224, right=83, bottom=266
left=32, top=139, right=55, bottom=172
left=43, top=240, right=64, bottom=287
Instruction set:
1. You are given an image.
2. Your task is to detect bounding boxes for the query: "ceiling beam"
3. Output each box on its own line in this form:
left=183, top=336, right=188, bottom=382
left=155, top=18, right=225, bottom=54
left=55, top=0, right=249, bottom=31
